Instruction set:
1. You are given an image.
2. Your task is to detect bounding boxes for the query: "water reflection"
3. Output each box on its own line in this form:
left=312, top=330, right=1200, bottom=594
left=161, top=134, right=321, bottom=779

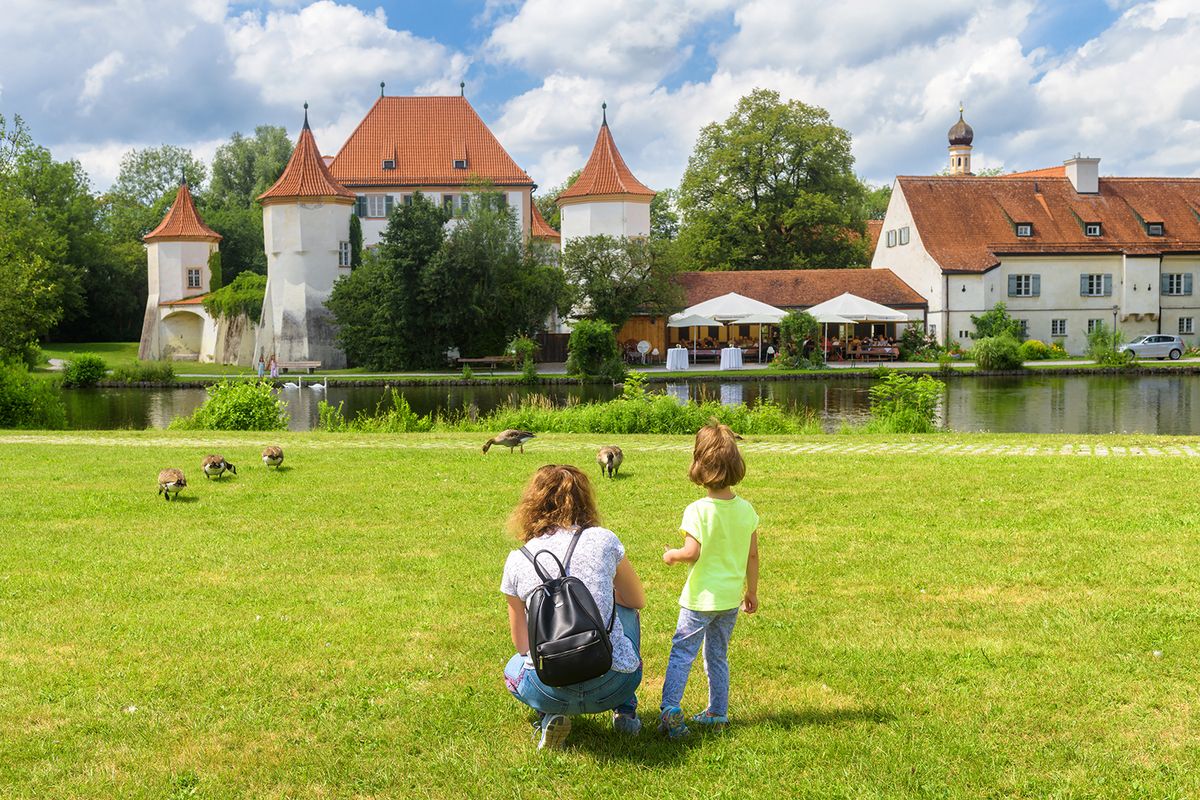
left=57, top=374, right=1200, bottom=435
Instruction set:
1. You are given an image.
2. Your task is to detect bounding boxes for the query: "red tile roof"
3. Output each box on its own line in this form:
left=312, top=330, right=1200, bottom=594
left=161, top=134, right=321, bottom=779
left=329, top=96, right=532, bottom=188
left=531, top=203, right=560, bottom=240
left=558, top=119, right=654, bottom=202
left=144, top=182, right=221, bottom=242
left=259, top=117, right=356, bottom=204
left=1002, top=166, right=1066, bottom=179
left=675, top=269, right=927, bottom=310
left=866, top=219, right=883, bottom=253
left=898, top=175, right=1200, bottom=273
left=161, top=295, right=208, bottom=306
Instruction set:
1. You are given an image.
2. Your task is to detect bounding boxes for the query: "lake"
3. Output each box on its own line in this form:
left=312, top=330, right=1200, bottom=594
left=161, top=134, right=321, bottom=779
left=59, top=373, right=1200, bottom=435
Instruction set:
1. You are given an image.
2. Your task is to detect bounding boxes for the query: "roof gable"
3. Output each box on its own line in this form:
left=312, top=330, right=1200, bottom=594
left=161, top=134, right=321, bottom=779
left=558, top=119, right=654, bottom=202
left=329, top=96, right=532, bottom=188
left=259, top=118, right=355, bottom=204
left=675, top=269, right=926, bottom=309
left=897, top=175, right=1200, bottom=273
left=144, top=182, right=221, bottom=242
left=531, top=203, right=560, bottom=240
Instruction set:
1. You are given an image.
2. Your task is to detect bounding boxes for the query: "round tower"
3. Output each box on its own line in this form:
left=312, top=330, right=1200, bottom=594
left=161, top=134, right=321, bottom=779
left=138, top=180, right=221, bottom=361
left=557, top=103, right=655, bottom=249
left=947, top=104, right=974, bottom=176
left=256, top=104, right=356, bottom=369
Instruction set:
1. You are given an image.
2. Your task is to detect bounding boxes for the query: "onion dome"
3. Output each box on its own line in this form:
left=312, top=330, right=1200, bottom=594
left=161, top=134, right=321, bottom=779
left=948, top=105, right=974, bottom=147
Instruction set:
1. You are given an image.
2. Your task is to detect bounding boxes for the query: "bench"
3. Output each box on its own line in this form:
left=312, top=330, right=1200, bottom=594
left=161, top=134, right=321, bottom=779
left=279, top=361, right=321, bottom=374
left=457, top=356, right=514, bottom=375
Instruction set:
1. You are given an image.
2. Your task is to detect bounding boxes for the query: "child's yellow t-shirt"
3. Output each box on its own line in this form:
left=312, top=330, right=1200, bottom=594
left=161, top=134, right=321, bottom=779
left=678, top=496, right=758, bottom=611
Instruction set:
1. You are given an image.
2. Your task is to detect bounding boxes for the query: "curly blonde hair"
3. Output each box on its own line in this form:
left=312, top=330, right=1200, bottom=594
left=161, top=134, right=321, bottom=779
left=508, top=464, right=601, bottom=542
left=688, top=421, right=746, bottom=490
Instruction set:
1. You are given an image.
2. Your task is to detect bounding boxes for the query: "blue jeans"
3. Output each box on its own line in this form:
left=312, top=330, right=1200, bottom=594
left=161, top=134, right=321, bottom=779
left=660, top=607, right=739, bottom=717
left=504, top=605, right=641, bottom=717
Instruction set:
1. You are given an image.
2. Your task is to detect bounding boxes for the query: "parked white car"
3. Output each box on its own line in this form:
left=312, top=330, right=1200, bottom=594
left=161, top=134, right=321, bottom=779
left=1118, top=335, right=1185, bottom=360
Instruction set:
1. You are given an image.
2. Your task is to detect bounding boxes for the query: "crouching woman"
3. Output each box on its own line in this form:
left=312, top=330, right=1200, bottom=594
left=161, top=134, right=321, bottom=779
left=501, top=464, right=646, bottom=749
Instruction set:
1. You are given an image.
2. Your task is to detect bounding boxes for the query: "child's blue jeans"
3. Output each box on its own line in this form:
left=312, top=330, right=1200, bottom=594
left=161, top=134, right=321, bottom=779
left=660, top=606, right=739, bottom=717
left=504, top=605, right=641, bottom=717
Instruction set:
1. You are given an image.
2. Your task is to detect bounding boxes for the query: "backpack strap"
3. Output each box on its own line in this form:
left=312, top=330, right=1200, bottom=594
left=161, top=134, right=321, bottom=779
left=567, top=528, right=617, bottom=634
left=519, top=546, right=566, bottom=584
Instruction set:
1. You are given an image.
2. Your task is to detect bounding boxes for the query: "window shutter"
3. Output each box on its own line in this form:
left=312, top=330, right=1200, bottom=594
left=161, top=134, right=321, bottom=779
left=1031, top=275, right=1040, bottom=296
left=355, top=196, right=366, bottom=217
left=1186, top=274, right=1194, bottom=296
left=385, top=195, right=394, bottom=216
left=1080, top=275, right=1088, bottom=295
left=1162, top=274, right=1172, bottom=294
left=1008, top=275, right=1018, bottom=296
left=1103, top=274, right=1113, bottom=296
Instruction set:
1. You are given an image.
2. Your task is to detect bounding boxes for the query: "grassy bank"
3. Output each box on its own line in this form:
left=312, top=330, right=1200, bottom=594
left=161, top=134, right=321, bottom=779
left=2, top=431, right=1199, bottom=798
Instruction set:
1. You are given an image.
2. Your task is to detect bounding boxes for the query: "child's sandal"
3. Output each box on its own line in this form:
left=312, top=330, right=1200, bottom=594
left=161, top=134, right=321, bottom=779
left=690, top=711, right=729, bottom=729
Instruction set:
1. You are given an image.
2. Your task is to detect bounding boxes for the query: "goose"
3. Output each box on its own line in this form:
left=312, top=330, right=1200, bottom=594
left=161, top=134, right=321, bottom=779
left=201, top=454, right=237, bottom=480
left=596, top=446, right=623, bottom=478
left=483, top=429, right=535, bottom=454
left=157, top=468, right=187, bottom=501
left=261, top=445, right=284, bottom=469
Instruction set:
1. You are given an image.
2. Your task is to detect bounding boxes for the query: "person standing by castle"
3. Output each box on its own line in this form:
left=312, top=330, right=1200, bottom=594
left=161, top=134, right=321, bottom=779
left=257, top=354, right=265, bottom=379
left=268, top=353, right=278, bottom=379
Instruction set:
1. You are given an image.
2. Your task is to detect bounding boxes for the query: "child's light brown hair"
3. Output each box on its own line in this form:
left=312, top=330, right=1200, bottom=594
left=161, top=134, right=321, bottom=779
left=508, top=464, right=601, bottom=542
left=689, top=421, right=746, bottom=490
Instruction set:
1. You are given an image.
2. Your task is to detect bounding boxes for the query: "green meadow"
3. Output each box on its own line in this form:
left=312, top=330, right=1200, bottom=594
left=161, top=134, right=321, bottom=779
left=3, top=431, right=1199, bottom=798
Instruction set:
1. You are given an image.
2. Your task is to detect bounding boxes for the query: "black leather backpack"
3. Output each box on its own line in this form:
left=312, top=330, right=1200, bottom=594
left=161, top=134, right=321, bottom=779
left=521, top=530, right=615, bottom=687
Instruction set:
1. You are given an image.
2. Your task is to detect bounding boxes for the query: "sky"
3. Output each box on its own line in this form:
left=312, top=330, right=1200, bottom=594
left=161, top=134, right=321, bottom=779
left=2, top=0, right=1199, bottom=194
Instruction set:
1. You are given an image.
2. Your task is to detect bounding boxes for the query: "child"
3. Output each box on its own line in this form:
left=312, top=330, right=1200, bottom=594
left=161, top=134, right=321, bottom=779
left=660, top=422, right=759, bottom=737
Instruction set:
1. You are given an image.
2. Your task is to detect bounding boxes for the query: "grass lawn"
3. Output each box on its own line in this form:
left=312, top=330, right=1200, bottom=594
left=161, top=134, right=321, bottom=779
left=3, top=431, right=1199, bottom=798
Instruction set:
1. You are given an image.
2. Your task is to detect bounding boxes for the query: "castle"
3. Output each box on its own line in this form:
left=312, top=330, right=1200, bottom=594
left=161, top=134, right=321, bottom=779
left=138, top=93, right=653, bottom=367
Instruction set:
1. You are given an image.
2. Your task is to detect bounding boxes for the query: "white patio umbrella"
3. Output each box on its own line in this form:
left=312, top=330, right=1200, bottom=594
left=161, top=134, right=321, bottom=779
left=732, top=312, right=787, bottom=363
left=806, top=294, right=907, bottom=363
left=683, top=292, right=786, bottom=322
left=668, top=313, right=724, bottom=363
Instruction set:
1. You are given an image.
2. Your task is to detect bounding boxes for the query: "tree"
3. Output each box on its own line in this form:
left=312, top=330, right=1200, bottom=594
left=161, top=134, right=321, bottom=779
left=560, top=235, right=682, bottom=328
left=0, top=190, right=67, bottom=363
left=863, top=183, right=892, bottom=220
left=111, top=145, right=207, bottom=207
left=650, top=188, right=680, bottom=241
left=208, top=126, right=292, bottom=209
left=533, top=170, right=580, bottom=231
left=349, top=214, right=363, bottom=269
left=676, top=88, right=870, bottom=270
left=971, top=302, right=1025, bottom=341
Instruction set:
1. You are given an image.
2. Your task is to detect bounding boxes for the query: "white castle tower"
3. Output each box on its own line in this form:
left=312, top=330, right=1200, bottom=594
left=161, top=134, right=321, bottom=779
left=255, top=105, right=356, bottom=368
left=557, top=103, right=655, bottom=248
left=138, top=179, right=222, bottom=361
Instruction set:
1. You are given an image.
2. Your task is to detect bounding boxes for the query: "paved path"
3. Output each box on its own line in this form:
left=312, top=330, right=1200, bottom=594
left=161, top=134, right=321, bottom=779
left=3, top=433, right=1198, bottom=459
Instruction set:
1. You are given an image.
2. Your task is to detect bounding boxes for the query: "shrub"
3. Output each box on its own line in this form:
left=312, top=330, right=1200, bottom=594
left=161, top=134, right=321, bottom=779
left=460, top=364, right=474, bottom=380
left=202, top=272, right=267, bottom=322
left=1087, top=323, right=1133, bottom=367
left=899, top=322, right=939, bottom=361
left=566, top=319, right=618, bottom=378
left=972, top=334, right=1024, bottom=370
left=775, top=311, right=819, bottom=368
left=971, top=303, right=1025, bottom=341
left=62, top=354, right=108, bottom=388
left=937, top=352, right=955, bottom=376
left=508, top=335, right=539, bottom=385
left=170, top=380, right=288, bottom=430
left=0, top=362, right=66, bottom=429
left=867, top=371, right=944, bottom=433
left=1048, top=341, right=1069, bottom=359
left=208, top=250, right=223, bottom=292
left=1018, top=339, right=1052, bottom=361
left=110, top=361, right=175, bottom=384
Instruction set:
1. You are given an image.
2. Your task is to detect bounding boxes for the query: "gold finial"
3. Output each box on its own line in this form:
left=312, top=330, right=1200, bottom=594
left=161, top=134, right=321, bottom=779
left=959, top=101, right=964, bottom=116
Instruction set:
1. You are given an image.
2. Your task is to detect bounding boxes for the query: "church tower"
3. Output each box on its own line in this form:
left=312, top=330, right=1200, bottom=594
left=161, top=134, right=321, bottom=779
left=138, top=179, right=221, bottom=361
left=256, top=105, right=356, bottom=369
left=947, top=104, right=974, bottom=176
left=557, top=104, right=655, bottom=249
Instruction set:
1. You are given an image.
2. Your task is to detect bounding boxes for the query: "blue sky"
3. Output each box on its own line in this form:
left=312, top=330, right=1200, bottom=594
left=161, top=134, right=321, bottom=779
left=2, top=1, right=1196, bottom=193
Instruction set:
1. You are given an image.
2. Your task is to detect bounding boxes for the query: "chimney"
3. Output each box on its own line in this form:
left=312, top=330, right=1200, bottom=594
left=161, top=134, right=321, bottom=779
left=1064, top=155, right=1100, bottom=194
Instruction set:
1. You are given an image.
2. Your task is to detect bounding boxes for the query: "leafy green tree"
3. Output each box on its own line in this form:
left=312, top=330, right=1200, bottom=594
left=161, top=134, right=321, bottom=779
left=201, top=205, right=267, bottom=281
left=863, top=183, right=892, bottom=220
left=349, top=214, right=363, bottom=269
left=971, top=302, right=1025, bottom=341
left=676, top=88, right=870, bottom=270
left=0, top=190, right=67, bottom=363
left=650, top=188, right=680, bottom=241
left=207, top=251, right=223, bottom=292
left=111, top=145, right=207, bottom=207
left=534, top=170, right=580, bottom=231
left=560, top=235, right=682, bottom=328
left=565, top=319, right=618, bottom=378
left=208, top=126, right=292, bottom=209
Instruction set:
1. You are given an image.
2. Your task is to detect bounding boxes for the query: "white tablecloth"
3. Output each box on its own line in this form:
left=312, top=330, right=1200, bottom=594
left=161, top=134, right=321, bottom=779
left=719, top=347, right=744, bottom=370
left=666, top=347, right=690, bottom=371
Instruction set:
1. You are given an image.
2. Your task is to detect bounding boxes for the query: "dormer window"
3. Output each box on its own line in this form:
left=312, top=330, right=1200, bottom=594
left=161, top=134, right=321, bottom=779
left=1016, top=223, right=1033, bottom=237
left=453, top=158, right=468, bottom=169
left=382, top=159, right=396, bottom=170
left=1085, top=222, right=1102, bottom=237
left=1147, top=222, right=1164, bottom=236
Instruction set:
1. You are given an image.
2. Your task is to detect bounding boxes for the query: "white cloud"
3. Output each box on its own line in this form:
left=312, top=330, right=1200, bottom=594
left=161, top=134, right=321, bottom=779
left=80, top=51, right=125, bottom=113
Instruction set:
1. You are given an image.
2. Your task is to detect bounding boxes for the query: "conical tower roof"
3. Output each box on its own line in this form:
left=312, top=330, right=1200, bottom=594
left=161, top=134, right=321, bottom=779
left=530, top=202, right=561, bottom=241
left=558, top=106, right=654, bottom=204
left=144, top=181, right=221, bottom=242
left=259, top=107, right=356, bottom=205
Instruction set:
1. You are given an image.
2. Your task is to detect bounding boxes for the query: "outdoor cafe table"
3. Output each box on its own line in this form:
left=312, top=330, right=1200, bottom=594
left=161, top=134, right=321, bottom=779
left=719, top=347, right=744, bottom=370
left=666, top=347, right=690, bottom=371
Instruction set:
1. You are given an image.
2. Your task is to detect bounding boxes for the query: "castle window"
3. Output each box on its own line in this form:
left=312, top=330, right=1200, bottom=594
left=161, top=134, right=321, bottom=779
left=898, top=226, right=910, bottom=245
left=1080, top=273, right=1112, bottom=297
left=1087, top=318, right=1103, bottom=334
left=187, top=268, right=202, bottom=289
left=1181, top=317, right=1195, bottom=335
left=1008, top=274, right=1039, bottom=297
left=459, top=194, right=470, bottom=215
left=1084, top=222, right=1102, bottom=237
left=443, top=194, right=454, bottom=211
left=1147, top=222, right=1164, bottom=236
left=1016, top=223, right=1033, bottom=237
left=403, top=194, right=413, bottom=206
left=1051, top=319, right=1067, bottom=337
left=1163, top=273, right=1192, bottom=296
left=886, top=229, right=897, bottom=247
left=453, top=158, right=468, bottom=169
left=366, top=194, right=390, bottom=218
left=382, top=159, right=396, bottom=170
left=338, top=241, right=351, bottom=267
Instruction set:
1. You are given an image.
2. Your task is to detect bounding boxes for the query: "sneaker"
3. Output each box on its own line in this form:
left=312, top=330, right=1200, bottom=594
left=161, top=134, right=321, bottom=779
left=657, top=706, right=689, bottom=739
left=612, top=712, right=642, bottom=736
left=690, top=710, right=729, bottom=730
left=536, top=713, right=571, bottom=750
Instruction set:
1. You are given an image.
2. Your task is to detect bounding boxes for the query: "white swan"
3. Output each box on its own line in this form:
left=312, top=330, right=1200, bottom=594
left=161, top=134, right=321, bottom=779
left=309, top=380, right=326, bottom=392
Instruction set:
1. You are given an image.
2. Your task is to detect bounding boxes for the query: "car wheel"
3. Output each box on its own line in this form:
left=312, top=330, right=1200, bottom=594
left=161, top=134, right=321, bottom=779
left=1170, top=349, right=1182, bottom=360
